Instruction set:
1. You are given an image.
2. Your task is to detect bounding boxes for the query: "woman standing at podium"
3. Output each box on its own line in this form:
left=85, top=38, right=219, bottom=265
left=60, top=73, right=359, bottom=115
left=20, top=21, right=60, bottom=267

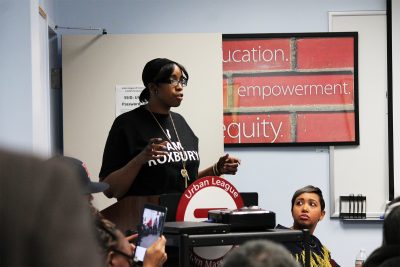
left=99, top=58, right=240, bottom=199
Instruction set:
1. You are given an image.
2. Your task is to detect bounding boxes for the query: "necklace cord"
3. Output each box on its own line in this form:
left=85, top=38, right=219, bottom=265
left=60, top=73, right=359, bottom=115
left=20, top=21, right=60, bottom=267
left=147, top=109, right=190, bottom=185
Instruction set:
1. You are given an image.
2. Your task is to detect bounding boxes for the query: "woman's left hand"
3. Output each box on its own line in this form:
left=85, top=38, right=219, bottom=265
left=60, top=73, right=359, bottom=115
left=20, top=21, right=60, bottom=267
left=216, top=154, right=241, bottom=175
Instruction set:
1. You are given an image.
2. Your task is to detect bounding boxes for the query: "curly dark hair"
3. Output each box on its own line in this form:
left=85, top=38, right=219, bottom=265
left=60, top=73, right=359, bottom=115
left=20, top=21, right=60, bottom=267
left=95, top=218, right=119, bottom=256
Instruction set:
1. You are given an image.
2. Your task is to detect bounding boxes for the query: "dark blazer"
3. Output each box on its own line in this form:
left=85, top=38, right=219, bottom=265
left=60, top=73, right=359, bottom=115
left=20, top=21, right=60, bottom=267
left=0, top=149, right=103, bottom=267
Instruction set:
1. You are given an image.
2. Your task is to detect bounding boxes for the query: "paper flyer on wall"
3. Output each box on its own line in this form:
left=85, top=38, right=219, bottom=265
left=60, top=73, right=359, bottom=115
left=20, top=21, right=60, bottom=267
left=115, top=85, right=144, bottom=117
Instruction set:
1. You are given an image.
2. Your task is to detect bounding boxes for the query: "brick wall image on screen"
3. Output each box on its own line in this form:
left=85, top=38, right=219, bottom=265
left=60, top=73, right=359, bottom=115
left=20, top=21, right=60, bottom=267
left=223, top=34, right=357, bottom=145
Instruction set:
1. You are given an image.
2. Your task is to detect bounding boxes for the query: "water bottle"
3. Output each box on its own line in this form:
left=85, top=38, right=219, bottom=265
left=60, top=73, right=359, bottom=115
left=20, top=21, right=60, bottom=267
left=355, top=249, right=366, bottom=267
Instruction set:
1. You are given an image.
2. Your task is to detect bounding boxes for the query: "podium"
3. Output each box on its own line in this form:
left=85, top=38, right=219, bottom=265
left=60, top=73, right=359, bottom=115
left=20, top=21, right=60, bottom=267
left=164, top=229, right=311, bottom=267
left=100, top=192, right=258, bottom=233
left=100, top=193, right=310, bottom=267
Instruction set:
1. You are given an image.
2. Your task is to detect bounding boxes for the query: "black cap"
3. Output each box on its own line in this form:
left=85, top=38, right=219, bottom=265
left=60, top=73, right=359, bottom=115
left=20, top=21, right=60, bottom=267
left=63, top=156, right=109, bottom=194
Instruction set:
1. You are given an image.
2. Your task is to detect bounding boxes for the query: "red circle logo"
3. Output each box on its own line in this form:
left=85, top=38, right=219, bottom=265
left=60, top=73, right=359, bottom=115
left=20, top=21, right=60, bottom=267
left=175, top=176, right=244, bottom=266
left=176, top=176, right=244, bottom=221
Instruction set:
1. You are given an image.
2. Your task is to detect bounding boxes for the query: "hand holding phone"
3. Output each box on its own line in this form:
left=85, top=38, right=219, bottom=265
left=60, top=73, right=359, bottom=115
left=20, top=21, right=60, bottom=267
left=134, top=204, right=167, bottom=263
left=142, top=236, right=167, bottom=267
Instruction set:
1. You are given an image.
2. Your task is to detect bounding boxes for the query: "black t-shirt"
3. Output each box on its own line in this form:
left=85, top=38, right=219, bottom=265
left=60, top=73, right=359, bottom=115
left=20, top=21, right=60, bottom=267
left=99, top=105, right=199, bottom=196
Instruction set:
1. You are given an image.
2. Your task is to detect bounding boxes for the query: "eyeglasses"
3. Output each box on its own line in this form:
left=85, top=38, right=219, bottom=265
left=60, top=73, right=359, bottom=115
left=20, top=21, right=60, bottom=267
left=160, top=78, right=188, bottom=87
left=112, top=249, right=134, bottom=267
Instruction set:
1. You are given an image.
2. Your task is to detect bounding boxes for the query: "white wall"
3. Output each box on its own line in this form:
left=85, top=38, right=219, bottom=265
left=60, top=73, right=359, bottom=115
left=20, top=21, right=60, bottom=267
left=0, top=0, right=57, bottom=155
left=0, top=0, right=35, bottom=152
left=392, top=0, right=400, bottom=198
left=53, top=0, right=383, bottom=34
left=2, top=0, right=388, bottom=266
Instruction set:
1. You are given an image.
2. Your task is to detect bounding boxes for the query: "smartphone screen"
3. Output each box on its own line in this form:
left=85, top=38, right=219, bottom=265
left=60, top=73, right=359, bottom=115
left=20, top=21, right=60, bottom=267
left=133, top=204, right=167, bottom=263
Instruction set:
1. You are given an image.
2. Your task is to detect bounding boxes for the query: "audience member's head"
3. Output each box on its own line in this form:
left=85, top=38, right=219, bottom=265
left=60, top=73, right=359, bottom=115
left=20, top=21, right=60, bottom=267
left=57, top=155, right=109, bottom=195
left=46, top=155, right=168, bottom=267
left=96, top=218, right=135, bottom=267
left=383, top=196, right=400, bottom=245
left=0, top=149, right=102, bottom=267
left=221, top=240, right=300, bottom=267
left=95, top=217, right=168, bottom=267
left=363, top=196, right=400, bottom=267
left=48, top=155, right=109, bottom=217
left=290, top=185, right=325, bottom=234
left=291, top=185, right=325, bottom=212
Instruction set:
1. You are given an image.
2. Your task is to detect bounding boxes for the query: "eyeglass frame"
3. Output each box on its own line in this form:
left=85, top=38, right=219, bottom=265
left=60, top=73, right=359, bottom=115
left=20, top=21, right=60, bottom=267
left=156, top=77, right=188, bottom=87
left=112, top=248, right=134, bottom=267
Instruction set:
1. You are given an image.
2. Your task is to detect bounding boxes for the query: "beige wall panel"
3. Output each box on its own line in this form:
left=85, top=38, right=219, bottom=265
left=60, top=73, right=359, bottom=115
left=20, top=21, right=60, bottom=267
left=62, top=33, right=222, bottom=210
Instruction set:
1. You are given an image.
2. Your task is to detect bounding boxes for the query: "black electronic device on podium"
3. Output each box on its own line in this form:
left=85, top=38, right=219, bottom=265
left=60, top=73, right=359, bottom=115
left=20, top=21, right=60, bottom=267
left=159, top=192, right=311, bottom=267
left=208, top=206, right=276, bottom=231
left=159, top=192, right=259, bottom=222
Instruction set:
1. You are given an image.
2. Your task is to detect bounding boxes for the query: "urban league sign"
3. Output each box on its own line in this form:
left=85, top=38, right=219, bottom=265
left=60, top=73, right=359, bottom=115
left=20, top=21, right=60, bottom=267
left=176, top=176, right=244, bottom=267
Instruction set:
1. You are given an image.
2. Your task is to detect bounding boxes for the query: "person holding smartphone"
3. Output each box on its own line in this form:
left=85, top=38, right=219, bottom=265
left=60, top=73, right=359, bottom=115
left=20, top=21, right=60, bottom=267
left=96, top=217, right=167, bottom=267
left=57, top=156, right=168, bottom=267
left=133, top=204, right=167, bottom=264
left=99, top=58, right=241, bottom=199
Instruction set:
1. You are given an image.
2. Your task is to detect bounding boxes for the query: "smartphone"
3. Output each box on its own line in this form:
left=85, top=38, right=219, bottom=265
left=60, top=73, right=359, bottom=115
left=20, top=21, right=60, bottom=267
left=133, top=203, right=167, bottom=263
